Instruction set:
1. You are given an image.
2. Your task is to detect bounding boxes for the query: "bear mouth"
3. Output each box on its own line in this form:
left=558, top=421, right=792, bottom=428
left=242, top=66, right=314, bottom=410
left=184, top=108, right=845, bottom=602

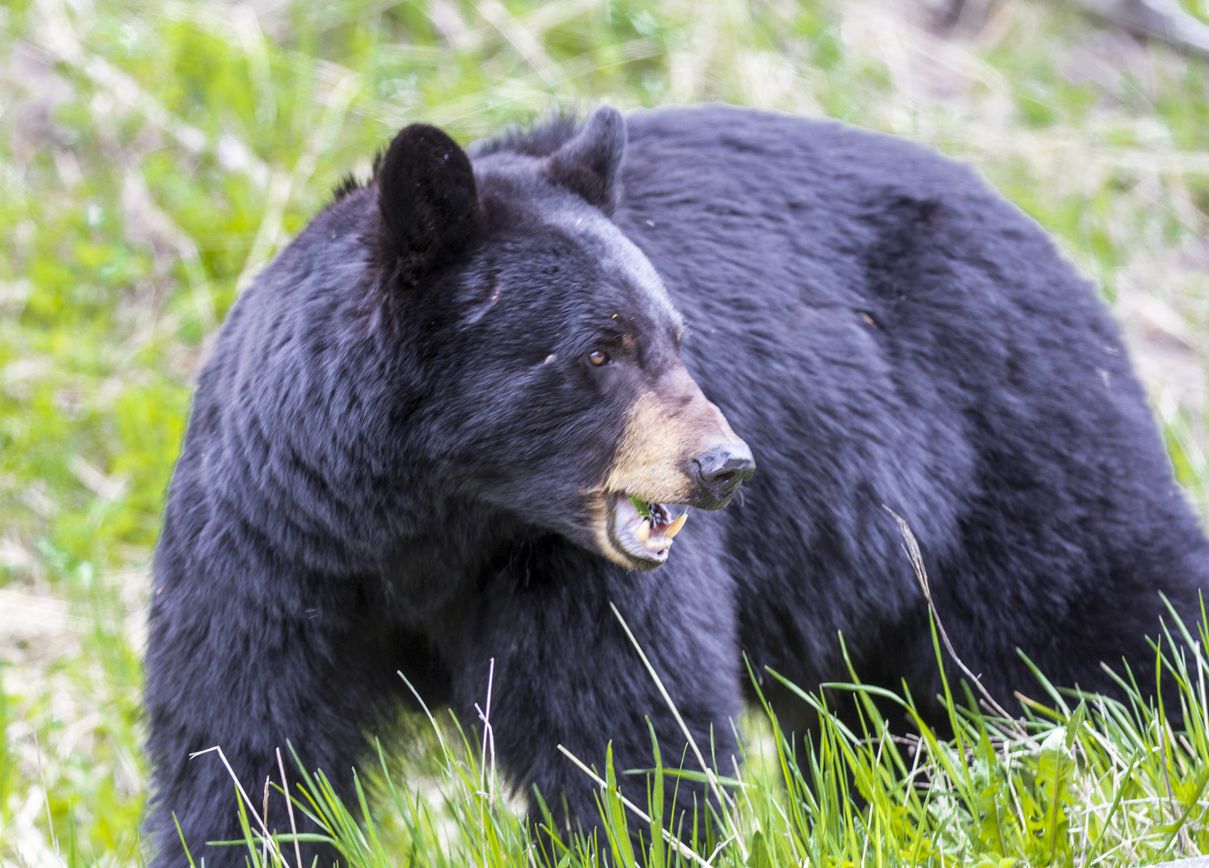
left=607, top=494, right=690, bottom=570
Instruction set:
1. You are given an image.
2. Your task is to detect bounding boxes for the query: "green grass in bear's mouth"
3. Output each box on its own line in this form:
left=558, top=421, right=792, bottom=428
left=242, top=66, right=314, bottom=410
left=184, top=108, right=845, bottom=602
left=629, top=495, right=651, bottom=518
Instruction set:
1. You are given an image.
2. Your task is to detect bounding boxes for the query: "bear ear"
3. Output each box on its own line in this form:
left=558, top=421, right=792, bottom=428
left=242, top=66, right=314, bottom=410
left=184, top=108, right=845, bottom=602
left=377, top=123, right=479, bottom=274
left=547, top=106, right=626, bottom=214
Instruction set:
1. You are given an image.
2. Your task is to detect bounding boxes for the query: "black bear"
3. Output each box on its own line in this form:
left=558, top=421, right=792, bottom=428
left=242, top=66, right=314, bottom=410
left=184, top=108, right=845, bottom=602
left=145, top=105, right=1209, bottom=865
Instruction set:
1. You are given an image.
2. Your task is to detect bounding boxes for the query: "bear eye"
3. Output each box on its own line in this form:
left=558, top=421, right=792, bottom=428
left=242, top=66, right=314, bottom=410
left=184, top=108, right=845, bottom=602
left=588, top=349, right=610, bottom=367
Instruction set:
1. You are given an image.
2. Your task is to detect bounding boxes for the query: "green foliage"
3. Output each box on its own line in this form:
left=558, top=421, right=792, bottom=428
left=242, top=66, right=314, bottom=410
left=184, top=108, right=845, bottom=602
left=201, top=605, right=1209, bottom=866
left=0, top=668, right=12, bottom=834
left=0, top=0, right=1206, bottom=864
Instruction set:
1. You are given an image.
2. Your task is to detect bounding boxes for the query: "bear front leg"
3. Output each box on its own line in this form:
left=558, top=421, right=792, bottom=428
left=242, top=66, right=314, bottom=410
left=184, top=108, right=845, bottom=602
left=144, top=567, right=404, bottom=868
left=444, top=538, right=744, bottom=851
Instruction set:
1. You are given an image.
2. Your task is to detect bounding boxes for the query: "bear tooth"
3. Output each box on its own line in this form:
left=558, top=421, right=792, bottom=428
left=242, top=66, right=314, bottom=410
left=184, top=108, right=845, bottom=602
left=665, top=512, right=688, bottom=539
left=634, top=520, right=650, bottom=543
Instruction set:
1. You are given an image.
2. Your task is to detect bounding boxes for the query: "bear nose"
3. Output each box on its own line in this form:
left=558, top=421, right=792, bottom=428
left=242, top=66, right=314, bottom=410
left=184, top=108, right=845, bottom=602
left=691, top=442, right=756, bottom=508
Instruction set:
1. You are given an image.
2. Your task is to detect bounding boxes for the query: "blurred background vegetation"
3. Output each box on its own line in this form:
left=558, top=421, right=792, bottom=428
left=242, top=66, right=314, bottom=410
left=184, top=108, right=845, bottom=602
left=0, top=0, right=1206, bottom=863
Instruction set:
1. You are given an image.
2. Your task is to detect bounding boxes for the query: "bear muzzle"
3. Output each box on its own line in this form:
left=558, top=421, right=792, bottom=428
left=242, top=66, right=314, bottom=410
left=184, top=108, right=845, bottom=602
left=688, top=441, right=757, bottom=508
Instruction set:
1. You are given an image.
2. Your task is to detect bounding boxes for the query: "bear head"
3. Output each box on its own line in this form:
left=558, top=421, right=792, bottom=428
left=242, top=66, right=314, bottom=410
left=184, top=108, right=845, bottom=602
left=358, top=107, right=754, bottom=570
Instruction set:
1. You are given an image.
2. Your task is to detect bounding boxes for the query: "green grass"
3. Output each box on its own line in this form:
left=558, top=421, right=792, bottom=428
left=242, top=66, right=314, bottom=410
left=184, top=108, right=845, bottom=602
left=200, top=598, right=1209, bottom=867
left=0, top=0, right=1206, bottom=864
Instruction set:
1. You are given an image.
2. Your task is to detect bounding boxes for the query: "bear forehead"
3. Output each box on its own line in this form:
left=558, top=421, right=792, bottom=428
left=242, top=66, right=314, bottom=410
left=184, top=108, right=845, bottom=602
left=539, top=201, right=683, bottom=331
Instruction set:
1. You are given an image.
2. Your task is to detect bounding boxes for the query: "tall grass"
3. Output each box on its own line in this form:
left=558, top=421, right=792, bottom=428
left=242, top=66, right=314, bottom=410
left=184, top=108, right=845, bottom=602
left=202, top=596, right=1209, bottom=866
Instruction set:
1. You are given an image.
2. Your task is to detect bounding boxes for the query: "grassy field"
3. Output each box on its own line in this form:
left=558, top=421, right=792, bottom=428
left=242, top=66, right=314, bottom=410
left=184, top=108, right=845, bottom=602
left=1, top=0, right=1207, bottom=864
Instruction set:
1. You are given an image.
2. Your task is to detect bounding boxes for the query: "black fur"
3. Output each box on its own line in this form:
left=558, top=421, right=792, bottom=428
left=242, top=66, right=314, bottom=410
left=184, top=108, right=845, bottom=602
left=547, top=105, right=626, bottom=213
left=329, top=170, right=365, bottom=203
left=377, top=124, right=480, bottom=271
left=145, top=105, right=1209, bottom=866
left=469, top=108, right=581, bottom=159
